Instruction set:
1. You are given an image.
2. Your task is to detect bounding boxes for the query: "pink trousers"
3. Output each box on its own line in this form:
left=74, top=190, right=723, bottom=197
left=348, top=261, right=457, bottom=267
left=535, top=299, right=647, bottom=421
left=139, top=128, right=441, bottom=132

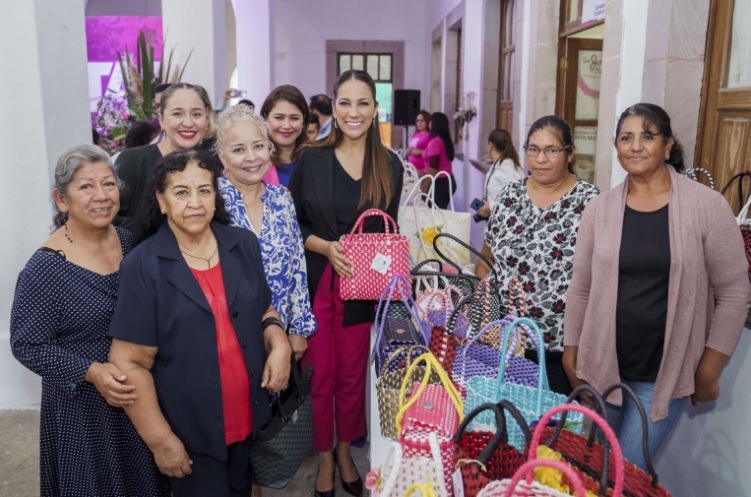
left=302, top=264, right=371, bottom=452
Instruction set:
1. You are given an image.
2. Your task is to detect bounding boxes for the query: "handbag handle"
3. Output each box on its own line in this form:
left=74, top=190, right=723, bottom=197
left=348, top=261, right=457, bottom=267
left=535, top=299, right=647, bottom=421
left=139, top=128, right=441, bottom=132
left=737, top=190, right=751, bottom=225
left=349, top=208, right=398, bottom=235
left=432, top=232, right=499, bottom=282
left=507, top=277, right=525, bottom=317
left=544, top=384, right=611, bottom=494
left=720, top=171, right=751, bottom=211
left=495, top=318, right=549, bottom=411
left=502, top=459, right=589, bottom=497
left=446, top=294, right=479, bottom=338
left=528, top=403, right=625, bottom=497
left=396, top=352, right=464, bottom=434
left=410, top=258, right=445, bottom=274
left=452, top=400, right=534, bottom=466
left=378, top=344, right=432, bottom=378
left=401, top=174, right=434, bottom=207
left=601, top=382, right=661, bottom=487
left=404, top=482, right=437, bottom=497
left=371, top=275, right=427, bottom=364
left=685, top=167, right=715, bottom=189
left=427, top=170, right=457, bottom=211
left=413, top=192, right=452, bottom=263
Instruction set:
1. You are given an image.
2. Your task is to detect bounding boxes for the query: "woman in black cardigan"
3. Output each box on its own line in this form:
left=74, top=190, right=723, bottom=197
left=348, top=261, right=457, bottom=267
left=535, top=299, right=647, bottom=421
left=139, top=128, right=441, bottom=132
left=289, top=70, right=402, bottom=497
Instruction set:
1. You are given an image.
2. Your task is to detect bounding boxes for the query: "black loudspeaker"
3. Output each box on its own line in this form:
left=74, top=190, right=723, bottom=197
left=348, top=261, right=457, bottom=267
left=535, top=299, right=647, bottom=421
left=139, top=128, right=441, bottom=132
left=393, top=89, right=421, bottom=126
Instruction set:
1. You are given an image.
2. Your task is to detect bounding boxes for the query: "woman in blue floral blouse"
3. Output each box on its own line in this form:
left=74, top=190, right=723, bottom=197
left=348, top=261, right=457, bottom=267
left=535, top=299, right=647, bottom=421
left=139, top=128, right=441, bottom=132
left=216, top=103, right=317, bottom=360
left=476, top=115, right=599, bottom=395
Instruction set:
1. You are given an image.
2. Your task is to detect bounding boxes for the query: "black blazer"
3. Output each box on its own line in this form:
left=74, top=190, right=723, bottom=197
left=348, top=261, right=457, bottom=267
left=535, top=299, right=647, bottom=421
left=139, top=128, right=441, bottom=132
left=108, top=222, right=272, bottom=461
left=288, top=147, right=404, bottom=326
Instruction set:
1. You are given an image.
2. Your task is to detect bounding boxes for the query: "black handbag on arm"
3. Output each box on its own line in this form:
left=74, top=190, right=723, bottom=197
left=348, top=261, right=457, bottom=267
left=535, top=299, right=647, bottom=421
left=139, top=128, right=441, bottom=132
left=249, top=358, right=314, bottom=489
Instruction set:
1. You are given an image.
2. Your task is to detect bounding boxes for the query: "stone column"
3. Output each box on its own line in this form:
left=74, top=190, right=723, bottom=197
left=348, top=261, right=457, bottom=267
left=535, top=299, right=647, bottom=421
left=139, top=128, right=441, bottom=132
left=232, top=0, right=273, bottom=105
left=161, top=0, right=227, bottom=104
left=0, top=0, right=90, bottom=408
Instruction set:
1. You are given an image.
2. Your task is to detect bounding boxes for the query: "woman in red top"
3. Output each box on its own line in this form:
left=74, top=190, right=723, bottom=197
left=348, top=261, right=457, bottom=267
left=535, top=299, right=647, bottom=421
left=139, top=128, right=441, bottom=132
left=109, top=151, right=292, bottom=497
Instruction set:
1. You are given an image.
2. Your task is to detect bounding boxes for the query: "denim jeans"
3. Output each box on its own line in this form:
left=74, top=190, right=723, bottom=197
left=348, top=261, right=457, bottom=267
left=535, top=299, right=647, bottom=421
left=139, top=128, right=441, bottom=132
left=605, top=380, right=686, bottom=472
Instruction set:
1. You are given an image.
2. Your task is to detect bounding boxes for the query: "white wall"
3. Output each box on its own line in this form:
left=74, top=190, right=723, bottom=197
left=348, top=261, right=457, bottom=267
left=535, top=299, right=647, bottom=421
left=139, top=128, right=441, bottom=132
left=1, top=0, right=90, bottom=408
left=161, top=0, right=226, bottom=103
left=272, top=0, right=428, bottom=100
left=657, top=331, right=751, bottom=495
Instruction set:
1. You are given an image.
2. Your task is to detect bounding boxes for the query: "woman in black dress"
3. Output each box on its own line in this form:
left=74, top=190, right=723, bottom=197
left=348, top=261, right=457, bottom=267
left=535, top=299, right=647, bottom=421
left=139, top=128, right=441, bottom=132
left=10, top=144, right=169, bottom=497
left=115, top=83, right=216, bottom=239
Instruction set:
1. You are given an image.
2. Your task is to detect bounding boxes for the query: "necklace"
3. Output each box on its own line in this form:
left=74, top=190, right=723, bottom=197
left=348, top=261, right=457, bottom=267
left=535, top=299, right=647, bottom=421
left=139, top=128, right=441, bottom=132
left=64, top=223, right=74, bottom=243
left=179, top=244, right=219, bottom=269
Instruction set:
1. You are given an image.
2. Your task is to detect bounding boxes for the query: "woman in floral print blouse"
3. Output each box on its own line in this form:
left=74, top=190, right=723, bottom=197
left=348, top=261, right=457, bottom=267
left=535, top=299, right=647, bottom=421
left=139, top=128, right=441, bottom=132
left=476, top=115, right=599, bottom=395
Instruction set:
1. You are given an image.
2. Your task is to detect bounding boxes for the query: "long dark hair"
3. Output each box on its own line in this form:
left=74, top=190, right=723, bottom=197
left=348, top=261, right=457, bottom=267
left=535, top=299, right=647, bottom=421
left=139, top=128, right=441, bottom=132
left=429, top=112, right=454, bottom=161
left=614, top=103, right=685, bottom=172
left=487, top=128, right=521, bottom=170
left=525, top=115, right=575, bottom=173
left=142, top=150, right=229, bottom=240
left=260, top=84, right=310, bottom=163
left=307, top=70, right=393, bottom=210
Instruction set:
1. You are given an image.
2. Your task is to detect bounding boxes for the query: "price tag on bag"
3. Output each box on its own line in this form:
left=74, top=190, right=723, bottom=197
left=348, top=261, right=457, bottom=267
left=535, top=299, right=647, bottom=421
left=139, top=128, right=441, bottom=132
left=371, top=253, right=392, bottom=275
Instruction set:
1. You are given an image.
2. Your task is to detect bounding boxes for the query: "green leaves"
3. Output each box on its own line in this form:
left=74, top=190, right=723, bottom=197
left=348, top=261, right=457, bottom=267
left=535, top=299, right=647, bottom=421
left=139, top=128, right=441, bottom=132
left=115, top=28, right=191, bottom=122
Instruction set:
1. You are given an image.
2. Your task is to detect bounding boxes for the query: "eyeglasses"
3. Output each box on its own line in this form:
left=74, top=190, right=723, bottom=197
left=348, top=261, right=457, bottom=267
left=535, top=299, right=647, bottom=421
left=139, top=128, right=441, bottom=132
left=524, top=145, right=571, bottom=159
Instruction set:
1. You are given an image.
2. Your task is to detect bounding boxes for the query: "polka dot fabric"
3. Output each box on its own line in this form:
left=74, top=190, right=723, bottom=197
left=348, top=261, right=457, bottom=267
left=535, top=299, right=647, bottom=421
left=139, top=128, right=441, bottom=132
left=10, top=227, right=170, bottom=497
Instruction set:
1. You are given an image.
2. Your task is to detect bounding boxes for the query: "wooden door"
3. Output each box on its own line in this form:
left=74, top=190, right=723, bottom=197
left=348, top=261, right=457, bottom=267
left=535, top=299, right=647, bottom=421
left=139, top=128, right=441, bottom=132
left=697, top=0, right=751, bottom=213
left=496, top=0, right=516, bottom=134
left=557, top=37, right=603, bottom=184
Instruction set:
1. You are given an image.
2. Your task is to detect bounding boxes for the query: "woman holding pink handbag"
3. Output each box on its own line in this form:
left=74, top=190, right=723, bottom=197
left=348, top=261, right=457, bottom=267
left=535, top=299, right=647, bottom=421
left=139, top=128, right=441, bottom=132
left=289, top=69, right=403, bottom=497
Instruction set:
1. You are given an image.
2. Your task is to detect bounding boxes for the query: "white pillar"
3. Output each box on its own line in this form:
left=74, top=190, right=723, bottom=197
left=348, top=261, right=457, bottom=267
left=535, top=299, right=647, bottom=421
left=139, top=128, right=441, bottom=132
left=0, top=0, right=90, bottom=408
left=233, top=0, right=273, bottom=106
left=161, top=0, right=226, bottom=105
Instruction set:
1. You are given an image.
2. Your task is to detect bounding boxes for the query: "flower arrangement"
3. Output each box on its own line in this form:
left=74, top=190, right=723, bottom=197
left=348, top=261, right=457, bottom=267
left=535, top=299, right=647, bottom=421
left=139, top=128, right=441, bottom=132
left=94, top=92, right=133, bottom=154
left=454, top=91, right=478, bottom=141
left=118, top=29, right=192, bottom=123
left=535, top=446, right=598, bottom=497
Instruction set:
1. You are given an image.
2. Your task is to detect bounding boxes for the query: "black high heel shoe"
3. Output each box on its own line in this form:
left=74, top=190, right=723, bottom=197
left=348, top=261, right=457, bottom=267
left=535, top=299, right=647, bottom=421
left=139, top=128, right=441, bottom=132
left=314, top=461, right=335, bottom=497
left=334, top=454, right=363, bottom=497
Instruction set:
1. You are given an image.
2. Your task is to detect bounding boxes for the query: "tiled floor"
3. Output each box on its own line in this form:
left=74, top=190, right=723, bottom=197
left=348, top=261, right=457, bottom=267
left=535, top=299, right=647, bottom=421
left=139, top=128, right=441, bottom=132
left=0, top=409, right=371, bottom=497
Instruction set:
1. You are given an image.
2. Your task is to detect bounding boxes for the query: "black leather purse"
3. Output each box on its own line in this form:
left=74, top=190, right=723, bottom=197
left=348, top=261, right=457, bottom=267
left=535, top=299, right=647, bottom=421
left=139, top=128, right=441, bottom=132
left=250, top=358, right=314, bottom=489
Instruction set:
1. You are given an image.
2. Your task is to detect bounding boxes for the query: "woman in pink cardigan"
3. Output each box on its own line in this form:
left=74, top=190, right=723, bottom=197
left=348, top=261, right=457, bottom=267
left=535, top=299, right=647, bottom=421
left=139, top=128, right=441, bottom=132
left=563, top=103, right=751, bottom=470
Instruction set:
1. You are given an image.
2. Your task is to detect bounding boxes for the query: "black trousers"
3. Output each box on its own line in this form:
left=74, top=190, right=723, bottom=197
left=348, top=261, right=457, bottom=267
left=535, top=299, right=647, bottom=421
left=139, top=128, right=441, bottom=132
left=524, top=349, right=573, bottom=396
left=170, top=436, right=252, bottom=497
left=432, top=175, right=458, bottom=210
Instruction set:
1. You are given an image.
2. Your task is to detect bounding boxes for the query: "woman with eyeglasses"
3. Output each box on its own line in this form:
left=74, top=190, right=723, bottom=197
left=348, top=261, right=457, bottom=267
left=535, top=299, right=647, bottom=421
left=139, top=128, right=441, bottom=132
left=476, top=115, right=599, bottom=395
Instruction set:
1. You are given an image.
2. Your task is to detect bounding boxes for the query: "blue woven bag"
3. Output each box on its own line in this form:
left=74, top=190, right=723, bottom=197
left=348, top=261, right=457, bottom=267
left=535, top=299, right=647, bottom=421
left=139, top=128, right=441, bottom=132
left=464, top=317, right=582, bottom=451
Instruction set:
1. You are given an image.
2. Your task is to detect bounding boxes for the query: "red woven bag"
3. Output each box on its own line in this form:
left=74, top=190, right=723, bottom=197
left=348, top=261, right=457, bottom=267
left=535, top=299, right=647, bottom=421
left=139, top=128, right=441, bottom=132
left=339, top=208, right=410, bottom=301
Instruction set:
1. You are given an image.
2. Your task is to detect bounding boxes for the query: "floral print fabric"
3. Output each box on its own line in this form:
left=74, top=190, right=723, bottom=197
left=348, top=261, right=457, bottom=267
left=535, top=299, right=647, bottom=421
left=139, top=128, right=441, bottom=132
left=484, top=179, right=599, bottom=352
left=219, top=177, right=317, bottom=337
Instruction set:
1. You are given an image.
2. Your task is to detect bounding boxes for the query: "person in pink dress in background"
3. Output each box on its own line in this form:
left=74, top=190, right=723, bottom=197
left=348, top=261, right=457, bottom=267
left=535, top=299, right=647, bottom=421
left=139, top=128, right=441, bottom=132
left=405, top=110, right=431, bottom=176
left=422, top=112, right=457, bottom=209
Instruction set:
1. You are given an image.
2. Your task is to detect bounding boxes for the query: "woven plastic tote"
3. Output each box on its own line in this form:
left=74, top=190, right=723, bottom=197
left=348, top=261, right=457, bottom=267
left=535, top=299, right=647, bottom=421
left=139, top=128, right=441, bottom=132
left=452, top=400, right=532, bottom=497
left=339, top=208, right=410, bottom=301
left=479, top=403, right=625, bottom=497
left=465, top=318, right=582, bottom=450
left=367, top=435, right=447, bottom=497
left=397, top=353, right=464, bottom=496
left=371, top=274, right=428, bottom=377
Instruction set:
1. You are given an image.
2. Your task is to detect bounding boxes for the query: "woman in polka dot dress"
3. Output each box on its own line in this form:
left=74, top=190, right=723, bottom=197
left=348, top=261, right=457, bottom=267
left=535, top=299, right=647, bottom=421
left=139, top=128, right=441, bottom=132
left=9, top=144, right=170, bottom=497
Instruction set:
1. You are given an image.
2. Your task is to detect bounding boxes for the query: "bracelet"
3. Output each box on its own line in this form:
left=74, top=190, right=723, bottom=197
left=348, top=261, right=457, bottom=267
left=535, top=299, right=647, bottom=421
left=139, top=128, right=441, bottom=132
left=262, top=317, right=284, bottom=332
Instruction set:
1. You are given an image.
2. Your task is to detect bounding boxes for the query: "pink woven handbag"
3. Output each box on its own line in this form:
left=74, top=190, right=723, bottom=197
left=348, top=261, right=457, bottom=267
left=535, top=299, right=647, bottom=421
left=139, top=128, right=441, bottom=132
left=339, top=208, right=411, bottom=301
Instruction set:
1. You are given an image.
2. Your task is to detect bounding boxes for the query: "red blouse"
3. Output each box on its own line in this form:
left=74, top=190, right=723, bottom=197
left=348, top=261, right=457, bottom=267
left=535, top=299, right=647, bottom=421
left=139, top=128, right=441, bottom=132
left=191, top=263, right=252, bottom=445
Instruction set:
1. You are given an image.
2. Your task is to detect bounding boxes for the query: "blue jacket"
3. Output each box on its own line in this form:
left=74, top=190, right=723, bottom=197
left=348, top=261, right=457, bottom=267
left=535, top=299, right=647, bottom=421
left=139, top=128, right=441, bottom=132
left=108, top=221, right=272, bottom=461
